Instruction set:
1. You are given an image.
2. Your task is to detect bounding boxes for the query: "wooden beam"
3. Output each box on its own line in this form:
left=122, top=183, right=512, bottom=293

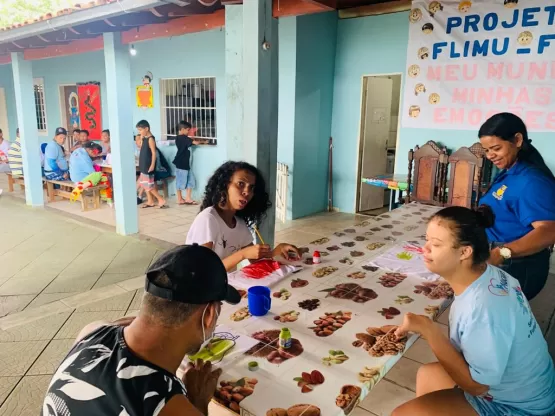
left=339, top=0, right=411, bottom=18
left=302, top=0, right=337, bottom=10
left=273, top=0, right=332, bottom=17
left=0, top=55, right=11, bottom=65
left=24, top=37, right=103, bottom=60
left=120, top=9, right=224, bottom=44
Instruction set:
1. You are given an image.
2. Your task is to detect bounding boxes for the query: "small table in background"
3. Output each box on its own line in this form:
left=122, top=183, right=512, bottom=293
left=361, top=174, right=411, bottom=211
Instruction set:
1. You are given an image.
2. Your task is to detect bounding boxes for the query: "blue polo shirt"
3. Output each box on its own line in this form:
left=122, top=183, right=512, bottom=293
left=44, top=141, right=68, bottom=174
left=479, top=161, right=555, bottom=243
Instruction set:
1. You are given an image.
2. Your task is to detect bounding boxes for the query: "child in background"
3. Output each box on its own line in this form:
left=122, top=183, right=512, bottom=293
left=100, top=129, right=111, bottom=154
left=70, top=129, right=89, bottom=152
left=172, top=121, right=206, bottom=205
left=136, top=120, right=166, bottom=209
left=186, top=161, right=300, bottom=271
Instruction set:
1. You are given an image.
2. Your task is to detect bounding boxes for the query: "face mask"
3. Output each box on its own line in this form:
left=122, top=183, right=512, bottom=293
left=196, top=303, right=220, bottom=354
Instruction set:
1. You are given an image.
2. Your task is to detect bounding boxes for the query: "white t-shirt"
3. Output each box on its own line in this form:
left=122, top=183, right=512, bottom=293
left=186, top=207, right=254, bottom=259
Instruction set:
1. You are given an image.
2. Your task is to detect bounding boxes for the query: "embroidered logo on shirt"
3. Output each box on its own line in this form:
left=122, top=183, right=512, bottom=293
left=492, top=185, right=507, bottom=200
left=488, top=275, right=509, bottom=296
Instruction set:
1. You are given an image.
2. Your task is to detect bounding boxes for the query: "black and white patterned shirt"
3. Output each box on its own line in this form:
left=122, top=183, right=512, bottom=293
left=42, top=325, right=187, bottom=416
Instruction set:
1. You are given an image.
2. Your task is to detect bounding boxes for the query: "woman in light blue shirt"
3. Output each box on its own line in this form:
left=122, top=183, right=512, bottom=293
left=69, top=141, right=102, bottom=183
left=393, top=206, right=555, bottom=416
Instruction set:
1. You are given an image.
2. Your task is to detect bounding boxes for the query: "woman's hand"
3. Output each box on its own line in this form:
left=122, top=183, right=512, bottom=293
left=273, top=243, right=301, bottom=260
left=183, top=359, right=222, bottom=415
left=395, top=312, right=434, bottom=339
left=242, top=244, right=272, bottom=260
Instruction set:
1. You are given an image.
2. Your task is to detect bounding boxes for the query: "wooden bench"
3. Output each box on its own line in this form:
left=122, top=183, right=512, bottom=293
left=45, top=179, right=107, bottom=212
left=5, top=173, right=25, bottom=192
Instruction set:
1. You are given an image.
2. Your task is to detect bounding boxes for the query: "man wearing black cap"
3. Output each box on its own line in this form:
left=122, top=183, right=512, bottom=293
left=41, top=245, right=241, bottom=416
left=44, top=127, right=69, bottom=181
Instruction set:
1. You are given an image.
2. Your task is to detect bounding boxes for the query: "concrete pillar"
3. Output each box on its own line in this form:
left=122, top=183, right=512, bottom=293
left=241, top=0, right=279, bottom=246
left=11, top=52, right=44, bottom=207
left=225, top=5, right=244, bottom=160
left=103, top=33, right=138, bottom=235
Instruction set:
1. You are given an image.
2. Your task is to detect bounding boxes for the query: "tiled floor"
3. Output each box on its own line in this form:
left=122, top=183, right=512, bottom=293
left=0, top=174, right=370, bottom=248
left=1, top=180, right=554, bottom=416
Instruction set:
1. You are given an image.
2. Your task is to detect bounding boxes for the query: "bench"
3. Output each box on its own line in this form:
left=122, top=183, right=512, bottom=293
left=5, top=173, right=25, bottom=192
left=45, top=179, right=107, bottom=212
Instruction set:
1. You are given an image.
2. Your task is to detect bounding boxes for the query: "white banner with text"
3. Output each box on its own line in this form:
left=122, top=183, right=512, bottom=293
left=402, top=0, right=555, bottom=131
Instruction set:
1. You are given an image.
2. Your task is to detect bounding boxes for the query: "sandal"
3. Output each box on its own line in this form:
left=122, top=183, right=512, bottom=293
left=157, top=204, right=169, bottom=209
left=184, top=201, right=198, bottom=205
left=141, top=204, right=155, bottom=208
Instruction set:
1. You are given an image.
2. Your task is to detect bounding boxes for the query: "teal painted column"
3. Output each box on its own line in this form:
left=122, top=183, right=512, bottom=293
left=241, top=0, right=279, bottom=246
left=103, top=33, right=138, bottom=235
left=225, top=5, right=244, bottom=161
left=11, top=52, right=44, bottom=207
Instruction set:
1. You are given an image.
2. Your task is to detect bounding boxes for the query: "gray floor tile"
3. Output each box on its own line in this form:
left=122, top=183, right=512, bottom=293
left=0, top=375, right=50, bottom=416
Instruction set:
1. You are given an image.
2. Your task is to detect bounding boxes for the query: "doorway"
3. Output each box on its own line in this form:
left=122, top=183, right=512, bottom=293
left=58, top=84, right=80, bottom=149
left=356, top=74, right=402, bottom=215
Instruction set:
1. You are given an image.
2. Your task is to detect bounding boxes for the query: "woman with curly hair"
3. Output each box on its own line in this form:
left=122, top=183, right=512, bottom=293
left=186, top=161, right=300, bottom=271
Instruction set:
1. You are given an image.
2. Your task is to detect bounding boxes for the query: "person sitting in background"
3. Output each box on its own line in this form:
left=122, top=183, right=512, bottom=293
left=100, top=129, right=111, bottom=154
left=41, top=244, right=238, bottom=416
left=186, top=161, right=300, bottom=271
left=7, top=128, right=22, bottom=176
left=392, top=206, right=555, bottom=416
left=69, top=141, right=103, bottom=183
left=44, top=128, right=70, bottom=181
left=0, top=128, right=11, bottom=173
left=70, top=129, right=89, bottom=152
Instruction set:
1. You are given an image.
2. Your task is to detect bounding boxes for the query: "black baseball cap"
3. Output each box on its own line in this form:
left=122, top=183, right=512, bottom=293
left=145, top=244, right=241, bottom=305
left=55, top=127, right=67, bottom=136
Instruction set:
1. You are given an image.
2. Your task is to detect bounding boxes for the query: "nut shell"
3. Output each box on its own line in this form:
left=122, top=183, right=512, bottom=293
left=287, top=404, right=321, bottom=416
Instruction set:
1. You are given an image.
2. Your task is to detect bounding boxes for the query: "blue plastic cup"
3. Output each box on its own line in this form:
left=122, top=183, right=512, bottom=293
left=248, top=286, right=271, bottom=316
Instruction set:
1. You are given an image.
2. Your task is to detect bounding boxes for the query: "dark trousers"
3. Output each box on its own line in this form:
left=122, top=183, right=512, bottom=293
left=497, top=248, right=551, bottom=301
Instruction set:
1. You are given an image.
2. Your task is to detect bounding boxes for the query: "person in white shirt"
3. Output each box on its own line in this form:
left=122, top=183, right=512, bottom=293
left=186, top=161, right=300, bottom=271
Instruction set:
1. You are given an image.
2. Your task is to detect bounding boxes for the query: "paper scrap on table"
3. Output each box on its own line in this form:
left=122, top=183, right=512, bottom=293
left=365, top=242, right=439, bottom=281
left=228, top=260, right=301, bottom=289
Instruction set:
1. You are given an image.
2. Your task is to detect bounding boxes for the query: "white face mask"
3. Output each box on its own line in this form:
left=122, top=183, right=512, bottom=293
left=196, top=303, right=220, bottom=354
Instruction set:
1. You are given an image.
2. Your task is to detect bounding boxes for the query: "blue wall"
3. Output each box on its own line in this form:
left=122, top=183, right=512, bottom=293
left=31, top=50, right=109, bottom=142
left=10, top=30, right=227, bottom=199
left=129, top=29, right=227, bottom=199
left=293, top=12, right=337, bottom=218
left=0, top=64, right=18, bottom=141
left=331, top=11, right=555, bottom=214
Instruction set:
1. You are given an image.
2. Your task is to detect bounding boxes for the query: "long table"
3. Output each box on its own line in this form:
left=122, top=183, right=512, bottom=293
left=193, top=203, right=452, bottom=416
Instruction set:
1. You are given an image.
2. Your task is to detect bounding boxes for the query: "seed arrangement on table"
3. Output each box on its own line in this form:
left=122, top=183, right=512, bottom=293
left=211, top=203, right=452, bottom=416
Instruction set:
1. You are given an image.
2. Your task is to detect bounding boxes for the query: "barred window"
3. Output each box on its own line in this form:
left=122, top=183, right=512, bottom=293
left=160, top=77, right=216, bottom=144
left=33, top=78, right=47, bottom=134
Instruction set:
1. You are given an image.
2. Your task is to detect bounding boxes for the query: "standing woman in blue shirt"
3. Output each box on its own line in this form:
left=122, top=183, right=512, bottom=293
left=478, top=113, right=555, bottom=300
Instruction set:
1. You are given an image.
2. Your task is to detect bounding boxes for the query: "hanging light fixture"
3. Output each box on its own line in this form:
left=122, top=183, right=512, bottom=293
left=129, top=45, right=137, bottom=56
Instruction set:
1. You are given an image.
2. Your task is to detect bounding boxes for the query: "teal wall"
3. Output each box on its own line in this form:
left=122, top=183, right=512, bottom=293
left=129, top=29, right=226, bottom=199
left=331, top=11, right=555, bottom=213
left=0, top=64, right=17, bottom=141
left=277, top=12, right=337, bottom=220
left=31, top=50, right=109, bottom=142
left=293, top=12, right=337, bottom=218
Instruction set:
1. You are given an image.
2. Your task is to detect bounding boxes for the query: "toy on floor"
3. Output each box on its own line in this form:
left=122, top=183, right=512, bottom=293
left=70, top=171, right=113, bottom=206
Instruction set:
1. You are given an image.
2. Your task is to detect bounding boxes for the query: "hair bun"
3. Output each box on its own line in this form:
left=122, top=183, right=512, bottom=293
left=475, top=204, right=495, bottom=228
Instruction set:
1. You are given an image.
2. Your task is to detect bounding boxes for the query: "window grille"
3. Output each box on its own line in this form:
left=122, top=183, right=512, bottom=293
left=33, top=78, right=47, bottom=134
left=160, top=77, right=216, bottom=144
